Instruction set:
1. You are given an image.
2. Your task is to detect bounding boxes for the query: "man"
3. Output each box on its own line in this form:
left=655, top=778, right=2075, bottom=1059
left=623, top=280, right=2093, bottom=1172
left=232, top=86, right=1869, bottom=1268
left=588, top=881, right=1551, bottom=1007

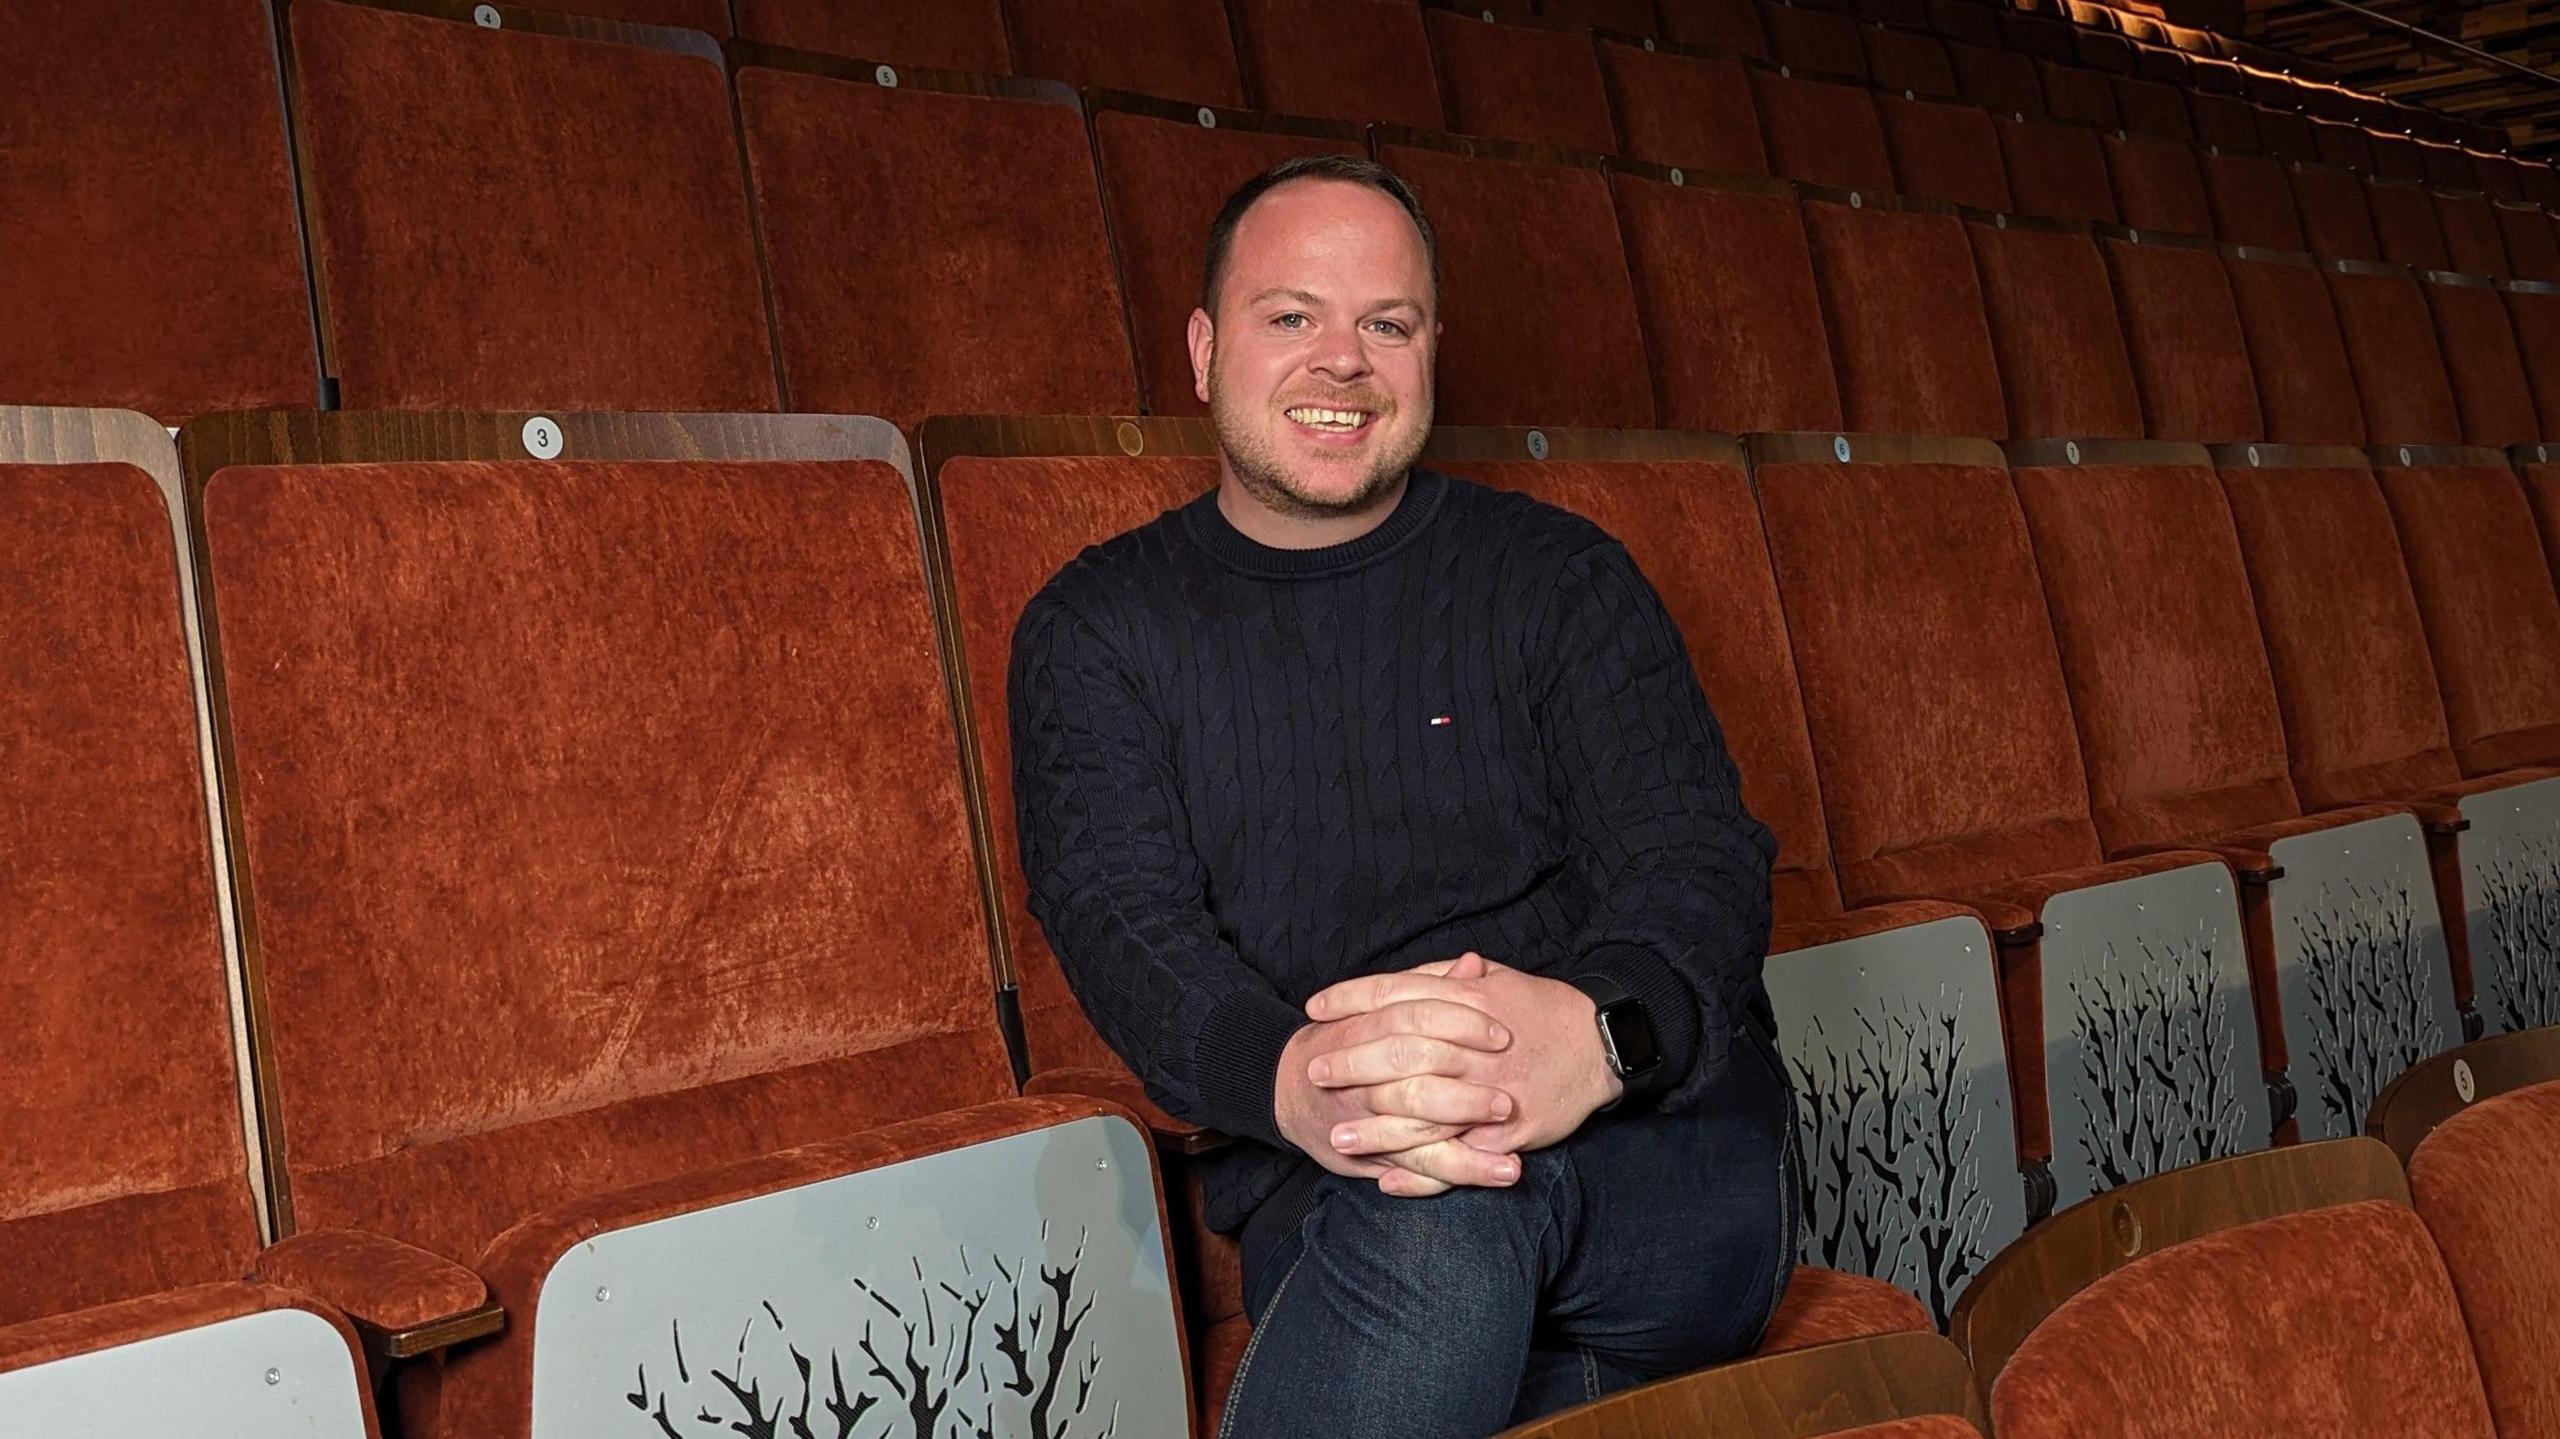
left=1008, top=154, right=1794, bottom=1437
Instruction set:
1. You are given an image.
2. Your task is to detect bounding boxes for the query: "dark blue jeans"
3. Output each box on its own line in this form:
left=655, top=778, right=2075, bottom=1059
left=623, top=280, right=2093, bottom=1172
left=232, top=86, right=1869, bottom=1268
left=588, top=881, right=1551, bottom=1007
left=1220, top=1030, right=1801, bottom=1438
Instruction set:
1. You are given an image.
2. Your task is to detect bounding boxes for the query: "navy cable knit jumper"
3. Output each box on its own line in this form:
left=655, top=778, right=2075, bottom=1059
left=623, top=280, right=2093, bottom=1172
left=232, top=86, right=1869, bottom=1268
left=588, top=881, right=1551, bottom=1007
left=1007, top=469, right=1779, bottom=1233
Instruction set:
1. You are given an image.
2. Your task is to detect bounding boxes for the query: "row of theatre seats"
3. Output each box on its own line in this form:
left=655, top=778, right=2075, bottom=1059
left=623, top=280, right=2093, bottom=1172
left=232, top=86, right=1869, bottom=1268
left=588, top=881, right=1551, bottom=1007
left=4, top=396, right=2557, bottom=1435
left=17, top=0, right=2560, bottom=439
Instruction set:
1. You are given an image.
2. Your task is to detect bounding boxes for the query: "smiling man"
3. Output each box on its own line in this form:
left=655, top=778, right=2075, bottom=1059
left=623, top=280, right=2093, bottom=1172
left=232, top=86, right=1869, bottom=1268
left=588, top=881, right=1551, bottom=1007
left=1008, top=155, right=1794, bottom=1437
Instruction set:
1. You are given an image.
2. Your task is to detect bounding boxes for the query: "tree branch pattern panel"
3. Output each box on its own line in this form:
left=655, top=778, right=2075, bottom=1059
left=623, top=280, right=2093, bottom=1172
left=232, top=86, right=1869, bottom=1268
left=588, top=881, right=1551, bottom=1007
left=2460, top=778, right=2560, bottom=1035
left=2268, top=816, right=2461, bottom=1140
left=522, top=1116, right=1187, bottom=1439
left=0, top=1305, right=372, bottom=1436
left=2039, top=864, right=2268, bottom=1210
left=1764, top=914, right=2026, bottom=1324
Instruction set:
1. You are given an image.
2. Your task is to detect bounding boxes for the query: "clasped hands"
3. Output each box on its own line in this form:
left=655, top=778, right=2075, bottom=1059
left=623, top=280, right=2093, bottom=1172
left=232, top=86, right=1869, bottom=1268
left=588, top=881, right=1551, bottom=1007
left=1273, top=952, right=1622, bottom=1199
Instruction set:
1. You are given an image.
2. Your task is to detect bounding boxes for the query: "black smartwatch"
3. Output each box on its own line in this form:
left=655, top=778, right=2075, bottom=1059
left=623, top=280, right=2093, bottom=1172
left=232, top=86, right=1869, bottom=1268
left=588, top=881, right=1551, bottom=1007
left=1569, top=975, right=1661, bottom=1106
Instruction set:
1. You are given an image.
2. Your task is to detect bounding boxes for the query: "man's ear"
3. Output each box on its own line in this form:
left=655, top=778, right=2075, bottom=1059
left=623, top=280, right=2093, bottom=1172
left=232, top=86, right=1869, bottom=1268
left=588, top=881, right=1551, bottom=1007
left=1187, top=307, right=1215, bottom=406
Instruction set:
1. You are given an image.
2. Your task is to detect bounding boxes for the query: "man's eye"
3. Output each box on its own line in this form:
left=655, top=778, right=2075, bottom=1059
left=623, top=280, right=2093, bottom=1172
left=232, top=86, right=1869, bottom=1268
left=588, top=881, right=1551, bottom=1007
left=1369, top=319, right=1410, bottom=338
left=1272, top=313, right=1308, bottom=331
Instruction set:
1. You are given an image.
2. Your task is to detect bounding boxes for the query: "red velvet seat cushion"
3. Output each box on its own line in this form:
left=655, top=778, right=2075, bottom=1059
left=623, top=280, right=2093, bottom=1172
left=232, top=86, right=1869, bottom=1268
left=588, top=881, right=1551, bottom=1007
left=291, top=1, right=776, bottom=412
left=1614, top=176, right=1846, bottom=435
left=1758, top=454, right=2105, bottom=905
left=1804, top=199, right=2009, bottom=437
left=1094, top=109, right=1355, bottom=416
left=739, top=68, right=1139, bottom=425
left=2377, top=460, right=2560, bottom=776
left=1598, top=41, right=1770, bottom=176
left=1381, top=144, right=1655, bottom=426
left=200, top=458, right=1010, bottom=1261
left=0, top=0, right=318, bottom=421
left=1234, top=0, right=1443, bottom=130
left=1877, top=94, right=2012, bottom=213
left=2104, top=237, right=2263, bottom=441
left=1753, top=1266, right=1935, bottom=1352
left=1997, top=118, right=2120, bottom=226
left=1005, top=0, right=1244, bottom=106
left=2012, top=459, right=2305, bottom=851
left=1426, top=10, right=1619, bottom=152
left=0, top=463, right=255, bottom=1326
left=2408, top=1080, right=2560, bottom=1438
left=2223, top=251, right=2366, bottom=445
left=1754, top=71, right=1896, bottom=193
left=1967, top=221, right=2144, bottom=439
left=1991, top=1201, right=2497, bottom=1438
left=1446, top=460, right=1847, bottom=921
left=2218, top=458, right=2467, bottom=808
left=733, top=0, right=1012, bottom=70
left=2325, top=265, right=2463, bottom=446
left=934, top=454, right=1222, bottom=1071
left=1832, top=1421, right=1984, bottom=1439
left=2423, top=280, right=2541, bottom=447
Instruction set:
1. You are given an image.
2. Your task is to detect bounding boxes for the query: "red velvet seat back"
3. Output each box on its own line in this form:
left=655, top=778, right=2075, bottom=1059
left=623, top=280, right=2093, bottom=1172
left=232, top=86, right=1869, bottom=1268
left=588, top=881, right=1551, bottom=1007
left=0, top=1, right=316, bottom=421
left=2187, top=91, right=2259, bottom=153
left=2375, top=453, right=2560, bottom=775
left=2421, top=276, right=2541, bottom=447
left=1447, top=456, right=1848, bottom=921
left=1803, top=196, right=2007, bottom=438
left=1757, top=441, right=2106, bottom=904
left=0, top=460, right=253, bottom=1326
left=1597, top=40, right=1771, bottom=176
left=2011, top=448, right=2304, bottom=850
left=2311, top=117, right=2377, bottom=175
left=734, top=0, right=1013, bottom=70
left=1863, top=24, right=1957, bottom=98
left=2494, top=203, right=2560, bottom=283
left=2409, top=1080, right=2560, bottom=1438
left=1877, top=94, right=2012, bottom=213
left=2324, top=262, right=2462, bottom=446
left=738, top=66, right=1139, bottom=427
left=1966, top=219, right=2144, bottom=440
left=1233, top=0, right=1444, bottom=130
left=2436, top=192, right=2514, bottom=279
left=2217, top=451, right=2466, bottom=809
left=1764, top=0, right=1871, bottom=78
left=1951, top=40, right=2045, bottom=118
left=1990, top=1201, right=2497, bottom=1438
left=2038, top=58, right=2119, bottom=128
left=2200, top=152, right=2305, bottom=250
left=2104, top=234, right=2263, bottom=441
left=2505, top=285, right=2560, bottom=437
left=2370, top=180, right=2456, bottom=271
left=290, top=2, right=774, bottom=413
left=1003, top=0, right=1244, bottom=105
left=2252, top=105, right=2319, bottom=164
left=933, top=453, right=1219, bottom=1072
left=1613, top=173, right=1845, bottom=432
left=2112, top=75, right=2193, bottom=140
left=1660, top=0, right=1772, bottom=58
left=1379, top=140, right=1655, bottom=426
left=1996, top=118, right=2120, bottom=226
left=1754, top=71, right=1896, bottom=193
left=1093, top=106, right=1357, bottom=417
left=2223, top=248, right=2366, bottom=446
left=1424, top=10, right=1619, bottom=152
left=2290, top=163, right=2384, bottom=260
left=2103, top=132, right=2214, bottom=237
left=202, top=457, right=1009, bottom=1263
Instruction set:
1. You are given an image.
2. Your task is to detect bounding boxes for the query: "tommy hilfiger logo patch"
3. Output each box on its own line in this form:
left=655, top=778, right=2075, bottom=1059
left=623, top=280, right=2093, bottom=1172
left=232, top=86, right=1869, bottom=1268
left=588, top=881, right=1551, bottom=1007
left=1428, top=716, right=1453, bottom=727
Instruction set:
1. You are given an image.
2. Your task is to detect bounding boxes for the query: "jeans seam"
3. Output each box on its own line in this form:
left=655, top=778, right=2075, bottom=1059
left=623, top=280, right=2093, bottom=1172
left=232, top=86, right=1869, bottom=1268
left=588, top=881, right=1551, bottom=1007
left=1744, top=1098, right=1801, bottom=1353
left=1577, top=1346, right=1601, bottom=1402
left=1217, top=1242, right=1312, bottom=1439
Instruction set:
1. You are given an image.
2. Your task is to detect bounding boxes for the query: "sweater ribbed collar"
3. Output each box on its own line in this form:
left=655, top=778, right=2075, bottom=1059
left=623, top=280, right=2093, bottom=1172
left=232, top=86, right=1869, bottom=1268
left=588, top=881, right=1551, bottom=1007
left=1182, top=467, right=1448, bottom=580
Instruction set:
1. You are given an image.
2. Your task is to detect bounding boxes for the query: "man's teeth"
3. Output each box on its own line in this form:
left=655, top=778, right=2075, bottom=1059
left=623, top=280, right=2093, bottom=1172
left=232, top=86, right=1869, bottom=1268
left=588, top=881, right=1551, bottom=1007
left=1286, top=407, right=1369, bottom=429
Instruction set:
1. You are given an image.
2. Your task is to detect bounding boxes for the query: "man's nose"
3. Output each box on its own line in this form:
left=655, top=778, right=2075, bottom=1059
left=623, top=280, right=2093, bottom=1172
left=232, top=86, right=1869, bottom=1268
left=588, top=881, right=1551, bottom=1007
left=1308, top=328, right=1373, bottom=381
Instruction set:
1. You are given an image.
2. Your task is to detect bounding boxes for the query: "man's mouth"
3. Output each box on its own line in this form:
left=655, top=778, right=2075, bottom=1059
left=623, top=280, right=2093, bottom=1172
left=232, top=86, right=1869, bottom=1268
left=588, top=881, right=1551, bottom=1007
left=1283, top=405, right=1376, bottom=434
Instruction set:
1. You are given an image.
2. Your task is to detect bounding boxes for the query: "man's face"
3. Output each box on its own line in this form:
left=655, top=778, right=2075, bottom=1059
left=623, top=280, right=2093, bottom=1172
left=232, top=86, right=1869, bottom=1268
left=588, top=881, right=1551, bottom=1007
left=1189, top=179, right=1438, bottom=519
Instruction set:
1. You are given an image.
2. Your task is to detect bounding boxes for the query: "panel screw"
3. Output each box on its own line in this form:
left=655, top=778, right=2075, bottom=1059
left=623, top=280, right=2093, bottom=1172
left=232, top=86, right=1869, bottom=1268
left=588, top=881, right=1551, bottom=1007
left=595, top=1286, right=610, bottom=1303
left=266, top=1368, right=282, bottom=1387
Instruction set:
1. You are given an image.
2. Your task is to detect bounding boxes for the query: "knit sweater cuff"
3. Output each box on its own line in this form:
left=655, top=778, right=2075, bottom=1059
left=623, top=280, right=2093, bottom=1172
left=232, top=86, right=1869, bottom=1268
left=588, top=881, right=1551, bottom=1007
left=1195, top=987, right=1310, bottom=1150
left=1573, top=943, right=1709, bottom=1106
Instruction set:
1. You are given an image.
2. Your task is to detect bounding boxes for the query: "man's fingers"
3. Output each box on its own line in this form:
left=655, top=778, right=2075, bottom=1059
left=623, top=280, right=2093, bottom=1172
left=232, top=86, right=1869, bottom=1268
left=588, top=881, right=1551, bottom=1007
left=1377, top=1168, right=1453, bottom=1198
left=1306, top=971, right=1468, bottom=1022
left=1352, top=997, right=1510, bottom=1052
left=1306, top=1033, right=1478, bottom=1088
left=1353, top=1074, right=1516, bottom=1127
left=1325, top=1115, right=1464, bottom=1157
left=1383, top=1138, right=1522, bottom=1189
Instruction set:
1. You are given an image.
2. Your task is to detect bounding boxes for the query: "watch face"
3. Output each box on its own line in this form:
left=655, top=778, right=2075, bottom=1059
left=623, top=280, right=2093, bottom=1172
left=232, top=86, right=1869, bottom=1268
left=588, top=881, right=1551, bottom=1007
left=1601, top=999, right=1661, bottom=1076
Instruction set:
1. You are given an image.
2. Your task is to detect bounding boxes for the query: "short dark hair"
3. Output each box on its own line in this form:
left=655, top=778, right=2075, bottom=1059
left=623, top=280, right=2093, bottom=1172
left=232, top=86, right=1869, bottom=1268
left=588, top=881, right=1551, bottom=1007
left=1198, top=154, right=1439, bottom=316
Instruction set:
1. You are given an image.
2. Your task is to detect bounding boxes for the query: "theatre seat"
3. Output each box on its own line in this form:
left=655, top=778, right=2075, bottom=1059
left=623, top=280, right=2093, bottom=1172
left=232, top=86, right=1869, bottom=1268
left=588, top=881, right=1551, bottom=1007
left=2292, top=161, right=2386, bottom=259
left=1954, top=1140, right=2498, bottom=1439
left=2189, top=87, right=2260, bottom=153
left=1003, top=0, right=1245, bottom=105
left=1800, top=192, right=2008, bottom=437
left=1764, top=0, right=1871, bottom=79
left=1659, top=0, right=1773, bottom=58
left=1091, top=97, right=1358, bottom=416
left=2325, top=259, right=2463, bottom=446
left=1611, top=170, right=1845, bottom=432
left=732, top=0, right=1012, bottom=70
left=2494, top=202, right=2560, bottom=283
left=0, top=1, right=317, bottom=420
left=1877, top=93, right=2012, bottom=213
left=1754, top=69, right=1897, bottom=193
left=1950, top=38, right=2046, bottom=118
left=1232, top=0, right=1445, bottom=129
left=1424, top=8, right=1619, bottom=152
left=185, top=410, right=1188, bottom=1438
left=2200, top=150, right=2306, bottom=250
left=2038, top=56, right=2119, bottom=128
left=0, top=1284, right=383, bottom=1438
left=2103, top=131, right=2214, bottom=236
left=1496, top=1331, right=1985, bottom=1438
left=2420, top=273, right=2540, bottom=447
left=288, top=1, right=775, bottom=412
left=1597, top=38, right=1771, bottom=176
left=1375, top=131, right=1654, bottom=426
left=2436, top=191, right=2514, bottom=279
left=1966, top=217, right=2145, bottom=440
left=2404, top=1063, right=2560, bottom=1421
left=1996, top=117, right=2121, bottom=226
left=2112, top=74, right=2194, bottom=139
left=2102, top=230, right=2263, bottom=441
left=2370, top=178, right=2456, bottom=271
left=1863, top=22, right=1958, bottom=98
left=2222, top=245, right=2365, bottom=446
left=735, top=55, right=1139, bottom=425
